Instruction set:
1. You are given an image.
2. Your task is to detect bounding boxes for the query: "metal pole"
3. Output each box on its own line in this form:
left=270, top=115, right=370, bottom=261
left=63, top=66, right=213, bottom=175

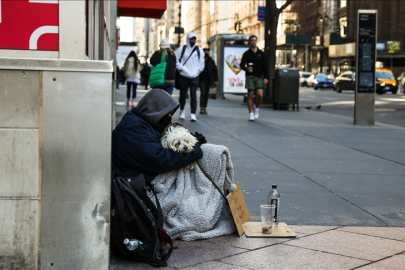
left=177, top=2, right=181, bottom=46
left=291, top=45, right=293, bottom=67
left=284, top=49, right=287, bottom=66
left=295, top=21, right=299, bottom=68
left=320, top=16, right=324, bottom=73
left=264, top=0, right=271, bottom=103
left=305, top=44, right=308, bottom=71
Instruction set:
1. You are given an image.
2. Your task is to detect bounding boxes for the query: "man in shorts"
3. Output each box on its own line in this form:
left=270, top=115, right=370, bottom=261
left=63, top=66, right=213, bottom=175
left=241, top=35, right=268, bottom=121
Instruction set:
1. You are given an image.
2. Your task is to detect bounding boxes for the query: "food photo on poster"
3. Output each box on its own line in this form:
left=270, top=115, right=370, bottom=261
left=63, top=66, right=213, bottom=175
left=223, top=47, right=247, bottom=94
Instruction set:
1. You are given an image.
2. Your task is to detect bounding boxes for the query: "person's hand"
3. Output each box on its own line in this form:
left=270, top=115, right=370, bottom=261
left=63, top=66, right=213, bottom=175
left=247, top=66, right=253, bottom=73
left=193, top=132, right=207, bottom=146
left=263, top=78, right=268, bottom=85
left=214, top=81, right=218, bottom=85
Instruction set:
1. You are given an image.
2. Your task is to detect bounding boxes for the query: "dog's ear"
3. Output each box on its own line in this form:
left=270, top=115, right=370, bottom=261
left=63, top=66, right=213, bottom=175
left=170, top=139, right=181, bottom=152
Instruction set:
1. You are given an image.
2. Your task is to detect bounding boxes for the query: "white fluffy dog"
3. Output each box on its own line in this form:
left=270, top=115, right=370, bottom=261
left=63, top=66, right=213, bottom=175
left=161, top=123, right=197, bottom=169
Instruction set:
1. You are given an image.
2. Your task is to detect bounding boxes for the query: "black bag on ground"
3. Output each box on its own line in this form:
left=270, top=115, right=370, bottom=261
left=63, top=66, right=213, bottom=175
left=110, top=175, right=174, bottom=267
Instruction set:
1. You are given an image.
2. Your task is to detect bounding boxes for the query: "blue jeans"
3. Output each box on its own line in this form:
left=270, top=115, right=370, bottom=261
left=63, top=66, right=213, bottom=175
left=159, top=82, right=175, bottom=95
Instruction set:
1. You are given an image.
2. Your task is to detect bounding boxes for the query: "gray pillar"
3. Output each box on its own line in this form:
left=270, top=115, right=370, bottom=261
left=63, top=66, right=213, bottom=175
left=305, top=45, right=308, bottom=71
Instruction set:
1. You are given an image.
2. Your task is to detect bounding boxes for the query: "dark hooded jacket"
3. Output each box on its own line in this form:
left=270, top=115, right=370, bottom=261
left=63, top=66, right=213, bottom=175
left=150, top=49, right=176, bottom=82
left=199, top=55, right=218, bottom=85
left=112, top=89, right=203, bottom=178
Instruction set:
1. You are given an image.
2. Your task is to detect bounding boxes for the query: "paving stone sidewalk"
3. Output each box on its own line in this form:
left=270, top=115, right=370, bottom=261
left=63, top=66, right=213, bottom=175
left=111, top=88, right=405, bottom=269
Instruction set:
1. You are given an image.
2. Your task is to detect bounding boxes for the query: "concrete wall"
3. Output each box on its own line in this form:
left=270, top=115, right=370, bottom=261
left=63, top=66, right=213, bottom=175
left=0, top=58, right=113, bottom=269
left=0, top=69, right=41, bottom=269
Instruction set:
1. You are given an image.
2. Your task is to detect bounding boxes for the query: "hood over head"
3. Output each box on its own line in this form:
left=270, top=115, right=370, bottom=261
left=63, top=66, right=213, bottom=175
left=186, top=32, right=197, bottom=48
left=136, top=89, right=179, bottom=124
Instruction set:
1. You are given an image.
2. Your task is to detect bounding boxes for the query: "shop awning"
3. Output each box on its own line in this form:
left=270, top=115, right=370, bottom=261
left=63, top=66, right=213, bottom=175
left=117, top=0, right=166, bottom=19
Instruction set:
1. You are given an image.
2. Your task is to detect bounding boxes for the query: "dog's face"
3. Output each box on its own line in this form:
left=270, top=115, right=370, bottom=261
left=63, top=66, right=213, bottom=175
left=161, top=124, right=197, bottom=153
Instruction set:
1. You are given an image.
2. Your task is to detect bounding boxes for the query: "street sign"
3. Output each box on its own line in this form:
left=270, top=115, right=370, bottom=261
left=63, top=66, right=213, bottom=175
left=355, top=10, right=377, bottom=125
left=356, top=12, right=377, bottom=94
left=174, top=27, right=184, bottom=34
left=258, top=6, right=265, bottom=22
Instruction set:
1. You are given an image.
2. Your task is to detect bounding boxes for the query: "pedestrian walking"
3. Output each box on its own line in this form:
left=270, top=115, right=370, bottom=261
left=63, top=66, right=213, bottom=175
left=199, top=48, right=218, bottom=114
left=240, top=35, right=268, bottom=121
left=140, top=63, right=151, bottom=90
left=176, top=32, right=205, bottom=122
left=122, top=51, right=141, bottom=107
left=150, top=38, right=176, bottom=95
left=397, top=72, right=405, bottom=94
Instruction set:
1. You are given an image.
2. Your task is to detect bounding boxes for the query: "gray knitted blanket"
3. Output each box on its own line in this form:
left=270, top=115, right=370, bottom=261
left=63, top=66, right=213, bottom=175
left=152, top=144, right=237, bottom=241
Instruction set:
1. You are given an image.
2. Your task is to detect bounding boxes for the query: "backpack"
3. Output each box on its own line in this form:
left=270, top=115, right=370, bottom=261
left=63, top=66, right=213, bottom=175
left=110, top=175, right=174, bottom=267
left=175, top=45, right=201, bottom=89
left=179, top=45, right=200, bottom=63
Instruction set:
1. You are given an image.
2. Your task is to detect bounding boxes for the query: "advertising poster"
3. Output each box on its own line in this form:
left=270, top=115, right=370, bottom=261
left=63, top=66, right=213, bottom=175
left=223, top=46, right=248, bottom=93
left=387, top=41, right=400, bottom=54
left=0, top=0, right=59, bottom=50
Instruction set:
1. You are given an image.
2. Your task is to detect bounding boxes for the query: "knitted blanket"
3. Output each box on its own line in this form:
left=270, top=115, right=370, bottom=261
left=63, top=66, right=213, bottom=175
left=152, top=144, right=237, bottom=241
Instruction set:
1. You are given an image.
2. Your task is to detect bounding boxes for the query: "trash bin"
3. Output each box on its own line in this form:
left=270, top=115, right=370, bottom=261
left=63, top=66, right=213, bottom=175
left=273, top=68, right=299, bottom=111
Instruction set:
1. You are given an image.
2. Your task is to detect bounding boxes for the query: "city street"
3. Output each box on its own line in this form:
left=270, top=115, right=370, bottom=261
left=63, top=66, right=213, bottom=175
left=112, top=87, right=405, bottom=269
left=299, top=86, right=405, bottom=128
left=115, top=87, right=405, bottom=228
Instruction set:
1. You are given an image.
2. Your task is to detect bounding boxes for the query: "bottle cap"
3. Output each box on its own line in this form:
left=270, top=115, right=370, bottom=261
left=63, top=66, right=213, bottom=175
left=123, top=238, right=129, bottom=244
left=272, top=184, right=277, bottom=189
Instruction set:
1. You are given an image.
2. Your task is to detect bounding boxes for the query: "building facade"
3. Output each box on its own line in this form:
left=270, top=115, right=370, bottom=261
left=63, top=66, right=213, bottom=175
left=0, top=1, right=166, bottom=268
left=343, top=0, right=405, bottom=76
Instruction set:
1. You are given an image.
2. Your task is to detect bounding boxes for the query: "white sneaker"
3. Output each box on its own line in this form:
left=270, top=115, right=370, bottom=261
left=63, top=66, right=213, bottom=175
left=190, top=113, right=197, bottom=122
left=249, top=112, right=255, bottom=121
left=179, top=110, right=185, bottom=120
left=254, top=108, right=259, bottom=119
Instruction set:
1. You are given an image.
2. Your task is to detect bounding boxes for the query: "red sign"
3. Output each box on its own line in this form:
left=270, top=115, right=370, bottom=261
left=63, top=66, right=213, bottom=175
left=0, top=0, right=59, bottom=51
left=117, top=0, right=166, bottom=19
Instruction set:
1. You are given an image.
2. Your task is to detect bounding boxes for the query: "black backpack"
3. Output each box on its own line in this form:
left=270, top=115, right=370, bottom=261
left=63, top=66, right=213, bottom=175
left=110, top=175, right=174, bottom=267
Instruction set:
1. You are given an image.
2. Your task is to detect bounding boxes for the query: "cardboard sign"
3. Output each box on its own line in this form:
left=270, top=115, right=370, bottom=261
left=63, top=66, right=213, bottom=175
left=226, top=183, right=250, bottom=236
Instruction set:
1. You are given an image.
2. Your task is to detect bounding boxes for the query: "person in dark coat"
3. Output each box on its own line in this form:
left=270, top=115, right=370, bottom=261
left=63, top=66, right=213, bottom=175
left=150, top=38, right=177, bottom=95
left=199, top=48, right=218, bottom=114
left=140, top=63, right=151, bottom=90
left=112, top=89, right=204, bottom=179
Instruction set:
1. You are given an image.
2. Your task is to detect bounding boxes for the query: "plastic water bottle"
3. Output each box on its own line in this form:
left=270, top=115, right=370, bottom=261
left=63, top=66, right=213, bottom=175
left=267, top=185, right=280, bottom=226
left=123, top=238, right=143, bottom=251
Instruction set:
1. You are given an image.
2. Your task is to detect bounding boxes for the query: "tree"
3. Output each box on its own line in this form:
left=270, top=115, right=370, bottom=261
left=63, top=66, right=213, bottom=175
left=265, top=0, right=294, bottom=103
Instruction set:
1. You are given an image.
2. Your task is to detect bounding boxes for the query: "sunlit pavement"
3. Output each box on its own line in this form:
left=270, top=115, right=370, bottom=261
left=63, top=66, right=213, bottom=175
left=299, top=86, right=405, bottom=128
left=111, top=87, right=405, bottom=269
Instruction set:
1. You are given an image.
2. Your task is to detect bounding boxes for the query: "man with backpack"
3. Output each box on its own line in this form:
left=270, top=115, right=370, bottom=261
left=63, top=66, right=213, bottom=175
left=176, top=31, right=205, bottom=122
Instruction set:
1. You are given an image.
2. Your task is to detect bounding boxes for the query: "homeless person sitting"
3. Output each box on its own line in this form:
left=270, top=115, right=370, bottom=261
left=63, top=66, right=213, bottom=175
left=112, top=89, right=236, bottom=241
left=112, top=89, right=203, bottom=179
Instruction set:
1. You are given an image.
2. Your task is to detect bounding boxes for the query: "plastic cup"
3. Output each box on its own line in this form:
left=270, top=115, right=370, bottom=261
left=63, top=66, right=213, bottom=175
left=260, top=204, right=276, bottom=234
